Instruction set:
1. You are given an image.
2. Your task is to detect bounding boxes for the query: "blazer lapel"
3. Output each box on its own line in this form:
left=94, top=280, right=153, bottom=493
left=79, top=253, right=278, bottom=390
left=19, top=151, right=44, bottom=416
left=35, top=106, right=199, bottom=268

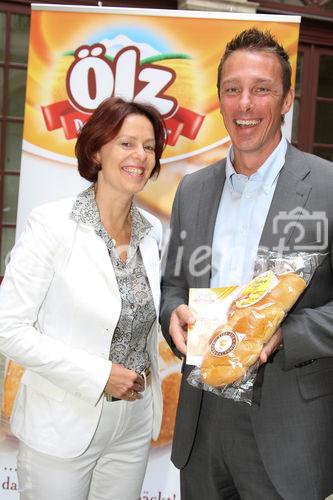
left=79, top=221, right=160, bottom=315
left=76, top=222, right=121, bottom=301
left=140, top=234, right=160, bottom=315
left=259, top=144, right=312, bottom=251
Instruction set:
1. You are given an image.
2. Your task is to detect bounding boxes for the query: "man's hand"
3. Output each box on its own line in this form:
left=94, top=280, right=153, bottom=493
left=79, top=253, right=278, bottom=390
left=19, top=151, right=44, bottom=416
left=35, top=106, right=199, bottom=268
left=169, top=304, right=196, bottom=356
left=259, top=327, right=283, bottom=364
left=104, top=363, right=144, bottom=401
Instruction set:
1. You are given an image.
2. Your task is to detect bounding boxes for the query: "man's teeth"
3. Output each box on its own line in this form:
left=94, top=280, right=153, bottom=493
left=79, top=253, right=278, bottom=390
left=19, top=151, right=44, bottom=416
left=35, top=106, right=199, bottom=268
left=236, top=119, right=260, bottom=126
left=124, top=167, right=143, bottom=174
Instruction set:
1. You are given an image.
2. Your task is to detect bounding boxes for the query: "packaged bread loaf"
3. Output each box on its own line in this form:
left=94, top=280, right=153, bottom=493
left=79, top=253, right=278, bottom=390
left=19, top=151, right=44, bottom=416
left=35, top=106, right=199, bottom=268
left=187, top=252, right=320, bottom=403
left=200, top=271, right=305, bottom=387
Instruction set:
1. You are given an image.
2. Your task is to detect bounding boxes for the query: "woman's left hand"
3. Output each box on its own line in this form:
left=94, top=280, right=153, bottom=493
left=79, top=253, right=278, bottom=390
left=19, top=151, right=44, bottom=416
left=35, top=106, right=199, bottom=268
left=104, top=363, right=144, bottom=401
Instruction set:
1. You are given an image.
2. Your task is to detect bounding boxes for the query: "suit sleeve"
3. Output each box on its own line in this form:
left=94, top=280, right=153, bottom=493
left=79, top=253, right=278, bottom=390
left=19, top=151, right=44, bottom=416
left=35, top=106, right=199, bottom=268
left=282, top=233, right=333, bottom=370
left=0, top=206, right=111, bottom=406
left=283, top=276, right=333, bottom=369
left=160, top=178, right=189, bottom=355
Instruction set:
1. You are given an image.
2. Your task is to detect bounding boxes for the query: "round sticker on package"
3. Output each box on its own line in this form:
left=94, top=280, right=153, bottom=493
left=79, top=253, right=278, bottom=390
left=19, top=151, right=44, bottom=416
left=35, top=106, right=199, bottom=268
left=210, top=331, right=238, bottom=357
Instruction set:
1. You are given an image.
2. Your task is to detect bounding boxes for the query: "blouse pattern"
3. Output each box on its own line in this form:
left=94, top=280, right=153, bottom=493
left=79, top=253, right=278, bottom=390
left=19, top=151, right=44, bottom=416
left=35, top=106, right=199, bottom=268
left=70, top=185, right=156, bottom=374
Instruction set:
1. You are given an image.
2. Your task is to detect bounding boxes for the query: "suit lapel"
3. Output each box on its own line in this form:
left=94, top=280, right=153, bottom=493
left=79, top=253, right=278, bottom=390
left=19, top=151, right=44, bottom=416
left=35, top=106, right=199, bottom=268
left=194, top=162, right=226, bottom=287
left=259, top=144, right=312, bottom=251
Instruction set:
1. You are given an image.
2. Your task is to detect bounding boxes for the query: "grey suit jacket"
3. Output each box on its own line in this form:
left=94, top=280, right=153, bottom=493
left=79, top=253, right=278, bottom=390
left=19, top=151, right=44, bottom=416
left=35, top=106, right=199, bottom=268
left=160, top=144, right=333, bottom=500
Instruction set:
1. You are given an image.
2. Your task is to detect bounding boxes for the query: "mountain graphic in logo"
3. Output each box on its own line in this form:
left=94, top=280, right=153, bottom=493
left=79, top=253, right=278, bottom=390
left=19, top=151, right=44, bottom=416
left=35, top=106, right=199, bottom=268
left=99, top=34, right=160, bottom=60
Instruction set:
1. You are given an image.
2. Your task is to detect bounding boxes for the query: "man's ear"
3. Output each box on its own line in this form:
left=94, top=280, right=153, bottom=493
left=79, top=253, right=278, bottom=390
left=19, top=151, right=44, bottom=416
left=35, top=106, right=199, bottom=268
left=282, top=87, right=295, bottom=116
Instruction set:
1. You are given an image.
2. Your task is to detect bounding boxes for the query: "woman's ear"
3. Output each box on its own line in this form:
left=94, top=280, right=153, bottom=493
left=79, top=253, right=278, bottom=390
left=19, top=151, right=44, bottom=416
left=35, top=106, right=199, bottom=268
left=94, top=150, right=102, bottom=169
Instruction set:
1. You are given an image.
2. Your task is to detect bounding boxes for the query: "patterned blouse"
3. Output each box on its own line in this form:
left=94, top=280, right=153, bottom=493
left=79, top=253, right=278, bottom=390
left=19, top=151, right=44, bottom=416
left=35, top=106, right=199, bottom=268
left=70, top=185, right=156, bottom=374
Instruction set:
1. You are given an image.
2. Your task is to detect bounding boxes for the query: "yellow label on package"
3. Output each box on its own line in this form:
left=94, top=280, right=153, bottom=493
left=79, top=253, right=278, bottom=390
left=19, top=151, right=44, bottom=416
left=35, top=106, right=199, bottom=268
left=236, top=271, right=278, bottom=308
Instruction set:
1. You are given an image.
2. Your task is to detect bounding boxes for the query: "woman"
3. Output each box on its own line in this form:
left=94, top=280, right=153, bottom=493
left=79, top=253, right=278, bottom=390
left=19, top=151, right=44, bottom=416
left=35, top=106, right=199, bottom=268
left=0, top=97, right=166, bottom=500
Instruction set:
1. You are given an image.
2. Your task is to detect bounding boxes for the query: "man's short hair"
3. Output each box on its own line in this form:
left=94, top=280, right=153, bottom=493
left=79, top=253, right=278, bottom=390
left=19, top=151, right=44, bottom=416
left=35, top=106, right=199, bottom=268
left=217, top=28, right=292, bottom=98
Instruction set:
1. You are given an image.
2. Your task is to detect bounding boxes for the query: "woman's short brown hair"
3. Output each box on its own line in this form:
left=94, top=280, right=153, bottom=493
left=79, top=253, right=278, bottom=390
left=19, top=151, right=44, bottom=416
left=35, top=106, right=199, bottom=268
left=75, top=97, right=166, bottom=182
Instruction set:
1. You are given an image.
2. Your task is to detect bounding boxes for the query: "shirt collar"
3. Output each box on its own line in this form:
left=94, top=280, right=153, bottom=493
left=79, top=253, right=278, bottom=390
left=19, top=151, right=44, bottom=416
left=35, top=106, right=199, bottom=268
left=226, top=136, right=288, bottom=194
left=70, top=184, right=152, bottom=249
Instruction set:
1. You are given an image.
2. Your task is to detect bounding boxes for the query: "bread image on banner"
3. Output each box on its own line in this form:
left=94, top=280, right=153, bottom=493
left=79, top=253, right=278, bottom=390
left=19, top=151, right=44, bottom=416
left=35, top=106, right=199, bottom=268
left=152, top=338, right=182, bottom=448
left=186, top=253, right=319, bottom=398
left=2, top=360, right=24, bottom=420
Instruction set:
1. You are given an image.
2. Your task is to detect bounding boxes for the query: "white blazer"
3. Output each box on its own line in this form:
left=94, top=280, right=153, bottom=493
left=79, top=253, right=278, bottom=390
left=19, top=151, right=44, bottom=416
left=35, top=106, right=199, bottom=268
left=0, top=197, right=163, bottom=458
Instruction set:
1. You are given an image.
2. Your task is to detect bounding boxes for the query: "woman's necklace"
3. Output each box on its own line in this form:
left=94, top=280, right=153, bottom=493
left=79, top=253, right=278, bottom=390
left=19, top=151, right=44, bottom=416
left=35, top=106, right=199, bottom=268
left=107, top=212, right=131, bottom=247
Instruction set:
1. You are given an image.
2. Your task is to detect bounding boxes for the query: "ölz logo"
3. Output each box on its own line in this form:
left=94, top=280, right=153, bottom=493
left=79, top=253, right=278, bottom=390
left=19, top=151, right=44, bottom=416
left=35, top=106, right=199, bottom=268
left=41, top=43, right=206, bottom=144
left=66, top=43, right=177, bottom=117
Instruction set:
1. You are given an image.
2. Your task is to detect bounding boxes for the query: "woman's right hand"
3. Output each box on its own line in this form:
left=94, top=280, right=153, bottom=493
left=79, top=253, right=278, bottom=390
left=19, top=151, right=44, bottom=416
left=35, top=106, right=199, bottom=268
left=104, top=363, right=145, bottom=401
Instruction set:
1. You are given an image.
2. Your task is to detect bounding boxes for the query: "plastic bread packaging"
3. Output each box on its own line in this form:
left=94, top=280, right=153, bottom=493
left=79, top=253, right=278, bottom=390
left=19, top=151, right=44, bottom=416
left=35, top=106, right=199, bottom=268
left=187, top=251, right=323, bottom=405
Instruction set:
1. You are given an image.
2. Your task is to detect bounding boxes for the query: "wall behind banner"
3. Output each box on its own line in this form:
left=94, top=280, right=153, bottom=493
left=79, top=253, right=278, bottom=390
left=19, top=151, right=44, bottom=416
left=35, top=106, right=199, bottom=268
left=0, top=5, right=300, bottom=498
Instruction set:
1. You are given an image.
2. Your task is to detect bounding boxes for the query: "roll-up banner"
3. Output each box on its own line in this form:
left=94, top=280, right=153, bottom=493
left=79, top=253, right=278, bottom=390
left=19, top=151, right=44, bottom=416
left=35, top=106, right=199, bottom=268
left=0, top=4, right=300, bottom=498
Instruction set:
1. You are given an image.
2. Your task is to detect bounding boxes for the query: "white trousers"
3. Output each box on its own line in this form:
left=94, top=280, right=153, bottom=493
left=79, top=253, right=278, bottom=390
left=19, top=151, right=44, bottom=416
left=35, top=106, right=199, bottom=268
left=17, top=386, right=153, bottom=500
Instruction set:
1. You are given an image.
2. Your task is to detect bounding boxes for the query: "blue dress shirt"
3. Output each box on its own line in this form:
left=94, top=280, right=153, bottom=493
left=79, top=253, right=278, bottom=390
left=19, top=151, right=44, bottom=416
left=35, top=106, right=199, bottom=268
left=210, top=137, right=288, bottom=287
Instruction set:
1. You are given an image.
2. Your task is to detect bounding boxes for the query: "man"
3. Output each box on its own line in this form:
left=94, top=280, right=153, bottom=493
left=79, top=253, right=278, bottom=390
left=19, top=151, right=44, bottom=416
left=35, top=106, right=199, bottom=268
left=160, top=28, right=333, bottom=500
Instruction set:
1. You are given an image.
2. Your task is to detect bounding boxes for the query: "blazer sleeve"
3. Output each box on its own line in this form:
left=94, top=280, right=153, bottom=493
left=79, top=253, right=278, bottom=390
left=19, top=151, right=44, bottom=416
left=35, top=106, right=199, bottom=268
left=160, top=178, right=189, bottom=356
left=0, top=205, right=111, bottom=406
